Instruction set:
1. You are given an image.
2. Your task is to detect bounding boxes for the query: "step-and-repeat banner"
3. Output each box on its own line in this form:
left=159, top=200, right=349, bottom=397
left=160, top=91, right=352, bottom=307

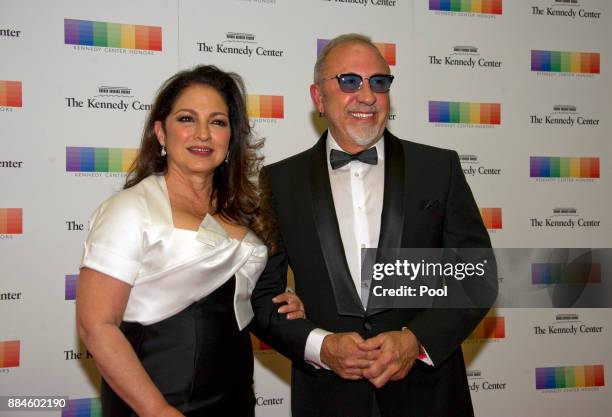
left=1, top=1, right=611, bottom=416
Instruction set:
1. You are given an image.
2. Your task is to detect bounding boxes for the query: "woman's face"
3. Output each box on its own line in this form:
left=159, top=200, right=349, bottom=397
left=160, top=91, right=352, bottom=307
left=155, top=83, right=231, bottom=179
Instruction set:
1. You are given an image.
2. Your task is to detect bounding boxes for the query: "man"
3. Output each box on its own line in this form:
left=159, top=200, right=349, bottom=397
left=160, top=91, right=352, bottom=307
left=251, top=33, right=491, bottom=417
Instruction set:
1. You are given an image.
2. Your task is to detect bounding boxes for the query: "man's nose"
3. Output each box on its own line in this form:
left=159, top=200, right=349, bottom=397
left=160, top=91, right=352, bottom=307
left=355, top=79, right=377, bottom=105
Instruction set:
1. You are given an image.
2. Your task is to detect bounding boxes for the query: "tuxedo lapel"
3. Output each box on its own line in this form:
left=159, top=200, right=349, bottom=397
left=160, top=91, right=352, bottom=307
left=366, top=131, right=406, bottom=315
left=309, top=132, right=365, bottom=318
left=378, top=131, right=406, bottom=250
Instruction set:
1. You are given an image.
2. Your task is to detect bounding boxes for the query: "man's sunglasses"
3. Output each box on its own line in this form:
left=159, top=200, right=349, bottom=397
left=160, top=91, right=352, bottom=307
left=324, top=73, right=394, bottom=93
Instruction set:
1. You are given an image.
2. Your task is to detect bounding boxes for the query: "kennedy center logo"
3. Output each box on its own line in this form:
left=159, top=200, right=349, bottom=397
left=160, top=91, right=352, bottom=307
left=0, top=81, right=22, bottom=111
left=529, top=104, right=600, bottom=127
left=61, top=398, right=102, bottom=417
left=0, top=28, right=21, bottom=38
left=64, top=85, right=151, bottom=112
left=467, top=369, right=508, bottom=393
left=430, top=0, right=502, bottom=16
left=247, top=95, right=284, bottom=124
left=530, top=156, right=600, bottom=180
left=0, top=340, right=20, bottom=368
left=480, top=208, right=502, bottom=230
left=197, top=32, right=284, bottom=58
left=429, top=101, right=500, bottom=127
left=532, top=262, right=601, bottom=284
left=466, top=316, right=505, bottom=341
left=530, top=207, right=601, bottom=230
left=0, top=208, right=23, bottom=236
left=531, top=50, right=600, bottom=75
left=536, top=365, right=605, bottom=391
left=65, top=275, right=79, bottom=300
left=429, top=46, right=502, bottom=70
left=531, top=1, right=602, bottom=20
left=321, top=0, right=397, bottom=7
left=460, top=155, right=502, bottom=177
left=65, top=19, right=162, bottom=55
left=533, top=313, right=604, bottom=336
left=66, top=147, right=137, bottom=177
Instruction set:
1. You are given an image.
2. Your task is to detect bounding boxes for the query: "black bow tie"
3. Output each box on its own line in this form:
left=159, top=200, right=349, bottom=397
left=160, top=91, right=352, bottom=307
left=329, top=147, right=378, bottom=170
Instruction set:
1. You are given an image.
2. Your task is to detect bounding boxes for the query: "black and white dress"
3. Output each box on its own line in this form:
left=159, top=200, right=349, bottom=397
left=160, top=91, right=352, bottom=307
left=80, top=175, right=267, bottom=417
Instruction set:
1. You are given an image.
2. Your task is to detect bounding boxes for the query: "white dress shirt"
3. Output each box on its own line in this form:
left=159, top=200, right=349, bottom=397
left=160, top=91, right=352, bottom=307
left=80, top=175, right=267, bottom=329
left=304, top=133, right=384, bottom=366
left=328, top=135, right=386, bottom=293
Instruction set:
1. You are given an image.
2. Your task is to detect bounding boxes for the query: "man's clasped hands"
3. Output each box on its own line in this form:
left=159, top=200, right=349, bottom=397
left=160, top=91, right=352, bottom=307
left=320, top=329, right=421, bottom=388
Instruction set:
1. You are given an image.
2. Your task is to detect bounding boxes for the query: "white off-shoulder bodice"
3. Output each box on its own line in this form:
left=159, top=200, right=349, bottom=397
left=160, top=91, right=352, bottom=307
left=80, top=175, right=267, bottom=329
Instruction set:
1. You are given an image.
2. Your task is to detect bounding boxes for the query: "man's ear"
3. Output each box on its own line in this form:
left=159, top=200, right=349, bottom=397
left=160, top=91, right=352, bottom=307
left=310, top=83, right=325, bottom=114
left=154, top=121, right=165, bottom=146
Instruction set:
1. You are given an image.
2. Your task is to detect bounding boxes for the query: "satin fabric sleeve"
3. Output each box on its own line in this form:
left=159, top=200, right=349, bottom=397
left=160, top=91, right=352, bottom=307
left=80, top=188, right=148, bottom=286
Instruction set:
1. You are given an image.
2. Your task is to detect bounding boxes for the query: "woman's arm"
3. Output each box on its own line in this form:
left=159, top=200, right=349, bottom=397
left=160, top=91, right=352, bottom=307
left=76, top=267, right=184, bottom=417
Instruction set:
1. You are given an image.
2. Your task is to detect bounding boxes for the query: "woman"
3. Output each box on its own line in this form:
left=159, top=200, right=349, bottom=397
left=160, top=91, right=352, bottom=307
left=76, top=65, right=302, bottom=417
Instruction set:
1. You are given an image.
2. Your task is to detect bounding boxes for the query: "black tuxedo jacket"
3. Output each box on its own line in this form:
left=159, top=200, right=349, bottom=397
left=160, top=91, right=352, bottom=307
left=251, top=131, right=491, bottom=417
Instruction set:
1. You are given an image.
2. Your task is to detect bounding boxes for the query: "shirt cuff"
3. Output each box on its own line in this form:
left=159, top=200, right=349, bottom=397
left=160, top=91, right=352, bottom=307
left=304, top=328, right=332, bottom=370
left=401, top=326, right=434, bottom=366
left=418, top=344, right=434, bottom=366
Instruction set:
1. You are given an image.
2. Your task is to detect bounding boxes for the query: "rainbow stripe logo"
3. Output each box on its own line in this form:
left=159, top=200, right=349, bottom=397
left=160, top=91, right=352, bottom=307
left=0, top=208, right=23, bottom=234
left=317, top=39, right=396, bottom=66
left=532, top=50, right=600, bottom=74
left=530, top=157, right=600, bottom=178
left=247, top=95, right=284, bottom=119
left=66, top=147, right=137, bottom=173
left=251, top=335, right=273, bottom=351
left=65, top=275, right=79, bottom=300
left=429, top=0, right=502, bottom=15
left=0, top=340, right=20, bottom=368
left=64, top=19, right=162, bottom=51
left=536, top=365, right=605, bottom=389
left=468, top=317, right=505, bottom=339
left=480, top=208, right=502, bottom=230
left=61, top=398, right=102, bottom=417
left=0, top=80, right=22, bottom=107
left=532, top=263, right=601, bottom=284
left=429, top=101, right=501, bottom=125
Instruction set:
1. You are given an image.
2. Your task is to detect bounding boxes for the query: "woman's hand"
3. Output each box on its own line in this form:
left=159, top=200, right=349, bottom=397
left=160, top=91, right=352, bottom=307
left=272, top=289, right=305, bottom=320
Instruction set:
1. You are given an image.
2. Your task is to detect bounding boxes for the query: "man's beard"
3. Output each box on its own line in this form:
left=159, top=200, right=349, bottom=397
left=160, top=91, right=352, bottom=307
left=347, top=123, right=382, bottom=147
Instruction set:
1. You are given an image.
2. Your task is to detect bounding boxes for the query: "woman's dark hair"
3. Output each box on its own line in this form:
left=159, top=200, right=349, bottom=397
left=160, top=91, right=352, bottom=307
left=125, top=65, right=275, bottom=250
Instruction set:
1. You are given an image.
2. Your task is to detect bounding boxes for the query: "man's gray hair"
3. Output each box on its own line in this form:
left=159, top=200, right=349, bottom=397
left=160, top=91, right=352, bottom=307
left=313, top=33, right=383, bottom=83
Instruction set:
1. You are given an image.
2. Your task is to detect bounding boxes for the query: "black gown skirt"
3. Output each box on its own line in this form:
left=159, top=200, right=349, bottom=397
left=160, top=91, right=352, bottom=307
left=101, top=277, right=255, bottom=417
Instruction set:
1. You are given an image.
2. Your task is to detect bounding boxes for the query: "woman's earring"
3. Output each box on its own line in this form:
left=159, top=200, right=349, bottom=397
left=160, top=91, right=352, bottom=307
left=160, top=145, right=167, bottom=157
left=224, top=150, right=230, bottom=163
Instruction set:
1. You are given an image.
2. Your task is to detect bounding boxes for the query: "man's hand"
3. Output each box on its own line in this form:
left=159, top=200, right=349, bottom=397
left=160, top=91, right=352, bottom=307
left=320, top=332, right=378, bottom=380
left=359, top=329, right=420, bottom=388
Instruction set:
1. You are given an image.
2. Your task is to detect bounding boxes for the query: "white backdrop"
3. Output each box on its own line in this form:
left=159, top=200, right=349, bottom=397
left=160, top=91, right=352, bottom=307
left=1, top=1, right=611, bottom=416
